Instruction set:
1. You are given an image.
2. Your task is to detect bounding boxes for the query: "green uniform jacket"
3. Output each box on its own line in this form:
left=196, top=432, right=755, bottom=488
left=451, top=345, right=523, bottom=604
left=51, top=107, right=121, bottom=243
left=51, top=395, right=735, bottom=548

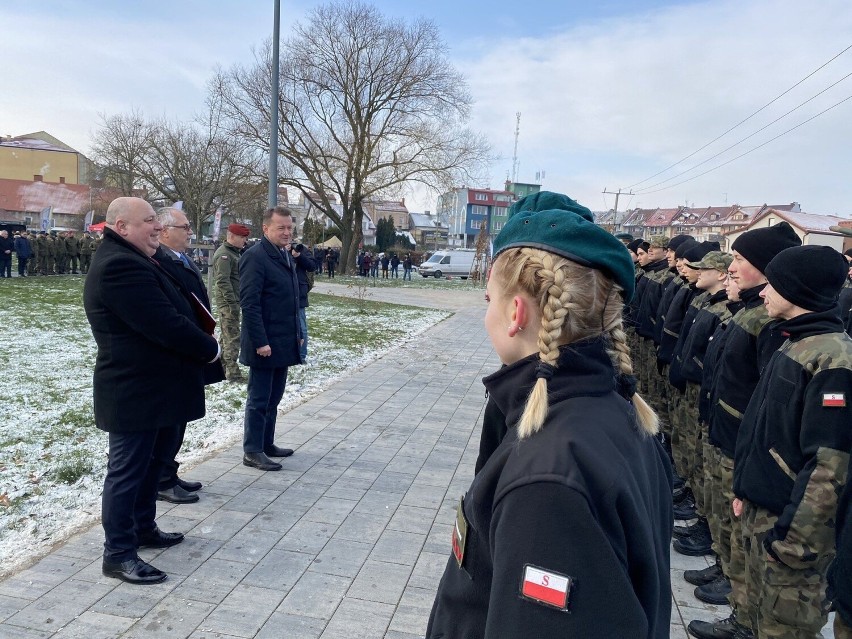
left=210, top=242, right=242, bottom=307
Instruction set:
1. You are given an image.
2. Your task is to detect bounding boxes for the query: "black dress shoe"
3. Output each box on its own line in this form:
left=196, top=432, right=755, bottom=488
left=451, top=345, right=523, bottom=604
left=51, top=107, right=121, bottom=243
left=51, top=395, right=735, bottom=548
left=157, top=484, right=200, bottom=504
left=102, top=557, right=167, bottom=585
left=688, top=614, right=741, bottom=639
left=137, top=526, right=185, bottom=549
left=695, top=575, right=732, bottom=605
left=176, top=477, right=202, bottom=492
left=243, top=452, right=282, bottom=471
left=684, top=561, right=723, bottom=586
left=264, top=445, right=294, bottom=458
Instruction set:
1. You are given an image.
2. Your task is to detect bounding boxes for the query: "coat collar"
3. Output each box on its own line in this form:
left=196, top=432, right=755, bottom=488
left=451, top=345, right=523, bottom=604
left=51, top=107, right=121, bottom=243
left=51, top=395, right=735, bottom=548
left=260, top=236, right=293, bottom=271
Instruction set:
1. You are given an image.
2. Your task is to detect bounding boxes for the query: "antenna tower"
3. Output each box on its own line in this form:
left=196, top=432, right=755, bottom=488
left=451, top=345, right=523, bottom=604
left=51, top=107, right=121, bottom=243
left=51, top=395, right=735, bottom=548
left=511, top=112, right=521, bottom=185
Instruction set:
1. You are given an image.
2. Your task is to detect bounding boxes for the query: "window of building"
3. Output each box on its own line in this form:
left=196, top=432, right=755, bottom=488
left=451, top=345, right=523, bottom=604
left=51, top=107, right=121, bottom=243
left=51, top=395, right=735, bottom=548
left=493, top=222, right=502, bottom=231
left=471, top=205, right=488, bottom=216
left=474, top=193, right=488, bottom=201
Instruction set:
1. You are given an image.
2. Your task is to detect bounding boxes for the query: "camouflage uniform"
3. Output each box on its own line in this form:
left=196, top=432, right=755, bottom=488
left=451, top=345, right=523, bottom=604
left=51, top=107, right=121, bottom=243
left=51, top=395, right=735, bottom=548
left=65, top=233, right=80, bottom=273
left=28, top=234, right=39, bottom=275
left=80, top=234, right=93, bottom=273
left=734, top=323, right=852, bottom=637
left=47, top=235, right=59, bottom=274
left=36, top=233, right=48, bottom=274
left=210, top=241, right=243, bottom=380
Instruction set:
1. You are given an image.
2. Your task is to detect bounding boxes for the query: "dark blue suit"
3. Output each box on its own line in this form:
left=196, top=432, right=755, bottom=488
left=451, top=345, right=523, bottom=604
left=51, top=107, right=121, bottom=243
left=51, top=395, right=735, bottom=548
left=238, top=237, right=301, bottom=453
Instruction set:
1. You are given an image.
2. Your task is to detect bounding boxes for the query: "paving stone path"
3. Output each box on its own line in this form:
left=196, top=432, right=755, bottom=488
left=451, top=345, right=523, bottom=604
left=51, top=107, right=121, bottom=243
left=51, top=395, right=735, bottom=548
left=0, top=281, right=834, bottom=638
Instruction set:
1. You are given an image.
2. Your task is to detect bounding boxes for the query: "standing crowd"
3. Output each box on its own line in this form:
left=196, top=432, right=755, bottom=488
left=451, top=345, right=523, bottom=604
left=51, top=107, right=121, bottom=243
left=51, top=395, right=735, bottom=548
left=0, top=229, right=101, bottom=277
left=624, top=226, right=852, bottom=639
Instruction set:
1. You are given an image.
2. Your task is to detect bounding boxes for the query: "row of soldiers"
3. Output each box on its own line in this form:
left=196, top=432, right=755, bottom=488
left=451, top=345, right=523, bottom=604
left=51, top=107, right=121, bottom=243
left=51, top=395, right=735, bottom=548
left=12, top=230, right=102, bottom=276
left=622, top=226, right=852, bottom=639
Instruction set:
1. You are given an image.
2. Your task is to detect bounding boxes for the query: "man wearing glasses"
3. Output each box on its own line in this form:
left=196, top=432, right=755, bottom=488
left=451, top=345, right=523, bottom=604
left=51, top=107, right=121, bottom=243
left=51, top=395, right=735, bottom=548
left=153, top=207, right=226, bottom=504
left=84, top=197, right=220, bottom=585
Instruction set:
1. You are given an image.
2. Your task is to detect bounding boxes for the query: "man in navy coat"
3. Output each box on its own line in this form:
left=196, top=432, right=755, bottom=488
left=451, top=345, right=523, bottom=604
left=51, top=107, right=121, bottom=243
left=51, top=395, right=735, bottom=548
left=239, top=205, right=301, bottom=471
left=83, top=197, right=220, bottom=584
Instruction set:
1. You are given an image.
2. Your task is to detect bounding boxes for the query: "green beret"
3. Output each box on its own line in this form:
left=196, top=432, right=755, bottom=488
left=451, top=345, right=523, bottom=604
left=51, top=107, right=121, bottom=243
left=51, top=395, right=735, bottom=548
left=493, top=191, right=636, bottom=301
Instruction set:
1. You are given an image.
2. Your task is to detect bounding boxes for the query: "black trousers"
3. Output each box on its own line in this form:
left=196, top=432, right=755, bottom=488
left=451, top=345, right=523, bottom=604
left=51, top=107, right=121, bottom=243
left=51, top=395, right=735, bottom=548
left=102, top=426, right=179, bottom=562
left=157, top=423, right=187, bottom=490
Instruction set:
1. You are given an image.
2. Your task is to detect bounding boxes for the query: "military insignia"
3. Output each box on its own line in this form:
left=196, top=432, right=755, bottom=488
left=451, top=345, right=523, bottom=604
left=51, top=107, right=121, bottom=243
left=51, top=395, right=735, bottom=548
left=822, top=393, right=846, bottom=407
left=519, top=564, right=573, bottom=611
left=452, top=496, right=468, bottom=568
left=220, top=255, right=228, bottom=260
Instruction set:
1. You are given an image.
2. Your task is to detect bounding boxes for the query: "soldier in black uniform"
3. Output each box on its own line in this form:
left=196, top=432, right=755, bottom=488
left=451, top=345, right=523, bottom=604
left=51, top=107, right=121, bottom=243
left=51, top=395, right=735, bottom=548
left=428, top=192, right=672, bottom=639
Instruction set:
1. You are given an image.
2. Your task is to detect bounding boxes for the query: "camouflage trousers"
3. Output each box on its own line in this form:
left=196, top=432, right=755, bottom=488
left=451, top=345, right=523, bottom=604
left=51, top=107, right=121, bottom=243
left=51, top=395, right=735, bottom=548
left=636, top=338, right=653, bottom=398
left=218, top=304, right=242, bottom=378
left=836, top=614, right=852, bottom=639
left=649, top=363, right=670, bottom=436
left=668, top=386, right=688, bottom=479
left=706, top=445, right=735, bottom=576
left=80, top=254, right=91, bottom=273
left=685, top=384, right=705, bottom=514
left=741, top=500, right=832, bottom=638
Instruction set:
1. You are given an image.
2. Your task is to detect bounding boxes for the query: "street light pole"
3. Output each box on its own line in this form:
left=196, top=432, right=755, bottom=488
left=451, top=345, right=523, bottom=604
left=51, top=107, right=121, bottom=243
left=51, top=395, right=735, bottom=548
left=268, top=0, right=280, bottom=208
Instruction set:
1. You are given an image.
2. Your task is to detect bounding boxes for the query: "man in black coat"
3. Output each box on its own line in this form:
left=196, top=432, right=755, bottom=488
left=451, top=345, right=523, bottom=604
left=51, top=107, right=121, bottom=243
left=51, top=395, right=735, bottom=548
left=239, top=206, right=301, bottom=471
left=153, top=206, right=226, bottom=504
left=83, top=197, right=220, bottom=585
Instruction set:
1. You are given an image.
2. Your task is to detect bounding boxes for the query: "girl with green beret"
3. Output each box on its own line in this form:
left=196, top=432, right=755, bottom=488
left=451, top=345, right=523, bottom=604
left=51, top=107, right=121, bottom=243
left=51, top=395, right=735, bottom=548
left=427, top=192, right=673, bottom=639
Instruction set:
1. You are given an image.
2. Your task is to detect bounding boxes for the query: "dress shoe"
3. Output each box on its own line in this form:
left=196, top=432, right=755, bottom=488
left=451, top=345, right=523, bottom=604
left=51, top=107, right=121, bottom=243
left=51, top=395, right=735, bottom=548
left=264, top=445, right=294, bottom=458
left=102, top=557, right=167, bottom=585
left=157, top=484, right=200, bottom=504
left=137, top=526, right=185, bottom=549
left=684, top=561, right=723, bottom=586
left=673, top=519, right=713, bottom=556
left=688, top=614, right=741, bottom=639
left=695, top=575, right=732, bottom=605
left=176, top=477, right=202, bottom=492
left=243, top=452, right=282, bottom=471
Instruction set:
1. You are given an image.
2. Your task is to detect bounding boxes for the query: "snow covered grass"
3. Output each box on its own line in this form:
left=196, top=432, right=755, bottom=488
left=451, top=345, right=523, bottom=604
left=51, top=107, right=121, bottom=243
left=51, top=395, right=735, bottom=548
left=0, top=276, right=450, bottom=578
left=319, top=272, right=486, bottom=289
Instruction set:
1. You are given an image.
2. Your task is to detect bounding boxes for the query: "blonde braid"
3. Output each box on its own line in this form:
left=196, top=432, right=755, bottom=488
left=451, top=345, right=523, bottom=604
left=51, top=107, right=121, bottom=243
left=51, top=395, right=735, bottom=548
left=518, top=252, right=573, bottom=439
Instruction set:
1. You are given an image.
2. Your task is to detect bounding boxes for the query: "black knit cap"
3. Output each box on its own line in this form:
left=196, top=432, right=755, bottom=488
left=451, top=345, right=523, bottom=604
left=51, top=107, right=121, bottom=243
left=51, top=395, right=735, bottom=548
left=627, top=238, right=644, bottom=253
left=730, top=222, right=801, bottom=273
left=682, top=241, right=719, bottom=264
left=765, top=245, right=848, bottom=312
left=674, top=238, right=699, bottom=259
left=667, top=234, right=695, bottom=252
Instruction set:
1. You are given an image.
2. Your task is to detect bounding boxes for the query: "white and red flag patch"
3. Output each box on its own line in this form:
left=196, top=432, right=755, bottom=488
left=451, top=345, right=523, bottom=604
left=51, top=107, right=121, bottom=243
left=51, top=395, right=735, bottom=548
left=822, top=393, right=846, bottom=408
left=520, top=564, right=573, bottom=611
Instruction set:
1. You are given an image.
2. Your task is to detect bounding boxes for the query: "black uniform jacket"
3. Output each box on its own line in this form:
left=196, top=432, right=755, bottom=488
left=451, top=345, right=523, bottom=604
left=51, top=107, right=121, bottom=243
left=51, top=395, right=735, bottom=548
left=427, top=339, right=673, bottom=639
left=636, top=259, right=671, bottom=339
left=153, top=246, right=226, bottom=385
left=625, top=266, right=649, bottom=330
left=653, top=271, right=682, bottom=345
left=708, top=284, right=785, bottom=457
left=673, top=289, right=729, bottom=385
left=239, top=236, right=302, bottom=369
left=83, top=229, right=219, bottom=433
left=657, top=282, right=696, bottom=365
left=734, top=311, right=852, bottom=567
left=697, top=300, right=742, bottom=425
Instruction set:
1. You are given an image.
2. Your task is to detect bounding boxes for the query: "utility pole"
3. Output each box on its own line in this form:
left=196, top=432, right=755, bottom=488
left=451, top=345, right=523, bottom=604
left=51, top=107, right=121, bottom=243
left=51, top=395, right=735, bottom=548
left=602, top=187, right=633, bottom=229
left=268, top=0, right=280, bottom=208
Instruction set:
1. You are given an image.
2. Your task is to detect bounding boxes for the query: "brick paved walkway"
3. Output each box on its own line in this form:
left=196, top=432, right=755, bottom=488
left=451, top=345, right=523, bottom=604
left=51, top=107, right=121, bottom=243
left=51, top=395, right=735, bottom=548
left=0, top=282, right=835, bottom=638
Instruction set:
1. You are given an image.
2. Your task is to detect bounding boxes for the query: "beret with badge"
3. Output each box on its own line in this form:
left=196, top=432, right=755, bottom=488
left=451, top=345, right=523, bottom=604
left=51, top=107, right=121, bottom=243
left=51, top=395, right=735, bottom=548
left=493, top=191, right=636, bottom=301
left=228, top=223, right=251, bottom=237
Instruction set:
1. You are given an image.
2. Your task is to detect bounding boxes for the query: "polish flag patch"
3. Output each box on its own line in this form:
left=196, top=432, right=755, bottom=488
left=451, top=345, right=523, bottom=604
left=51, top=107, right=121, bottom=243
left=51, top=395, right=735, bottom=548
left=520, top=564, right=573, bottom=611
left=822, top=393, right=846, bottom=407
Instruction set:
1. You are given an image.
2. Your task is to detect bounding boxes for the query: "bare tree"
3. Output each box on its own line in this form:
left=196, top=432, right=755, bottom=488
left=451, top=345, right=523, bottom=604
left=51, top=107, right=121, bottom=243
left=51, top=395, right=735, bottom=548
left=212, top=1, right=490, bottom=272
left=89, top=98, right=265, bottom=237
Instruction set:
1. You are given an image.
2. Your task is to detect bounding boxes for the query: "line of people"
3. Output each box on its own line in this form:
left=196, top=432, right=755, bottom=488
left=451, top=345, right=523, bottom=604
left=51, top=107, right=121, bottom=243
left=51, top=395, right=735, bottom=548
left=355, top=250, right=414, bottom=279
left=625, top=227, right=852, bottom=639
left=0, top=229, right=100, bottom=277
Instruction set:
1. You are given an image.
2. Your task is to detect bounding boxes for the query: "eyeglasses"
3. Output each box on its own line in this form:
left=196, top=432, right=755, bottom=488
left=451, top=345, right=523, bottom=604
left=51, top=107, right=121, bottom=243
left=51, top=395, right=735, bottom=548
left=166, top=224, right=193, bottom=232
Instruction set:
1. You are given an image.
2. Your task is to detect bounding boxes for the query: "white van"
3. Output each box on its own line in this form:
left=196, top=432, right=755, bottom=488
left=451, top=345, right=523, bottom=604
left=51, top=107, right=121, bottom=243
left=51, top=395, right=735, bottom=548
left=418, top=249, right=477, bottom=279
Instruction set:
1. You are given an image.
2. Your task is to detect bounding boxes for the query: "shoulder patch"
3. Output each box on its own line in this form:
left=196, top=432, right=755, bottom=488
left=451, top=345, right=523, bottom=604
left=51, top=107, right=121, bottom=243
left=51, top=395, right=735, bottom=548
left=823, top=393, right=846, bottom=407
left=219, top=255, right=228, bottom=260
left=520, top=564, right=573, bottom=611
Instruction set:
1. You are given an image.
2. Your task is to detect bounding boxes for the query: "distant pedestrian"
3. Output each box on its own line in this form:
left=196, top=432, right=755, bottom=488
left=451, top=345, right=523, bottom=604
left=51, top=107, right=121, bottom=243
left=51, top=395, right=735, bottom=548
left=0, top=230, right=12, bottom=277
left=427, top=191, right=672, bottom=639
left=390, top=253, right=400, bottom=278
left=381, top=253, right=390, bottom=279
left=326, top=249, right=338, bottom=278
left=403, top=253, right=412, bottom=280
left=14, top=231, right=32, bottom=276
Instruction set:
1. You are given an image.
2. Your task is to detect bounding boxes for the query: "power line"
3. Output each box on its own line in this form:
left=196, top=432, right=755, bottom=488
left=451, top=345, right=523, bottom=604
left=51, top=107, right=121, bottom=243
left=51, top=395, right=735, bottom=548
left=635, top=93, right=852, bottom=195
left=634, top=70, right=852, bottom=194
left=626, top=43, right=852, bottom=189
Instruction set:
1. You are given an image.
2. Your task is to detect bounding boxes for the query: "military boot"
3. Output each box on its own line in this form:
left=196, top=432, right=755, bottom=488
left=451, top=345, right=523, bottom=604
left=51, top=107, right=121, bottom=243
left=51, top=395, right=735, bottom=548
left=688, top=614, right=741, bottom=639
left=684, top=560, right=722, bottom=586
left=673, top=518, right=713, bottom=556
left=695, top=575, right=732, bottom=605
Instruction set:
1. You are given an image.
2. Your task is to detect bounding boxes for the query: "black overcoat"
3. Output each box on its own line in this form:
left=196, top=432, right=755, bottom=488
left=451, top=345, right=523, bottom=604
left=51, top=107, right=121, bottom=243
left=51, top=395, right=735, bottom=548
left=83, top=229, right=219, bottom=433
left=238, top=236, right=302, bottom=369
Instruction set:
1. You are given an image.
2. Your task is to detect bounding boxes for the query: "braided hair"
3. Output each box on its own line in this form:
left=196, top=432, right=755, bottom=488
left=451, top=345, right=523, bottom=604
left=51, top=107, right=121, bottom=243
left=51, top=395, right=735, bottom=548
left=493, top=248, right=658, bottom=439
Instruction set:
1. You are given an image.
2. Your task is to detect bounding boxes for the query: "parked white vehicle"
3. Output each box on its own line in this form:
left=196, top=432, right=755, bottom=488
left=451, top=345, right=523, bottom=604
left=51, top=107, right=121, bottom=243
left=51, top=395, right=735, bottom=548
left=418, top=249, right=477, bottom=279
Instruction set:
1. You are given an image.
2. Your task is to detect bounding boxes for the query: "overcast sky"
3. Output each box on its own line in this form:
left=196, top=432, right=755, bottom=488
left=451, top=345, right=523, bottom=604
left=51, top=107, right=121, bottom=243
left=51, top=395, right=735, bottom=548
left=1, top=0, right=850, bottom=216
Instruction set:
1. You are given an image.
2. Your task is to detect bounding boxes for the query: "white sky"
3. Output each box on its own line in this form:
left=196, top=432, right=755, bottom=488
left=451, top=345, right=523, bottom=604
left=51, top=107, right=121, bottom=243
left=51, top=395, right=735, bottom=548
left=1, top=0, right=850, bottom=216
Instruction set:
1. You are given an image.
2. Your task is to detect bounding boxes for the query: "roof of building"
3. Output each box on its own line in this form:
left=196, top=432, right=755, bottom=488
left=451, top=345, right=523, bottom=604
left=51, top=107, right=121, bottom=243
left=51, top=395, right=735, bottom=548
left=643, top=207, right=680, bottom=227
left=744, top=208, right=850, bottom=234
left=0, top=135, right=76, bottom=154
left=410, top=212, right=447, bottom=229
left=0, top=178, right=91, bottom=215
